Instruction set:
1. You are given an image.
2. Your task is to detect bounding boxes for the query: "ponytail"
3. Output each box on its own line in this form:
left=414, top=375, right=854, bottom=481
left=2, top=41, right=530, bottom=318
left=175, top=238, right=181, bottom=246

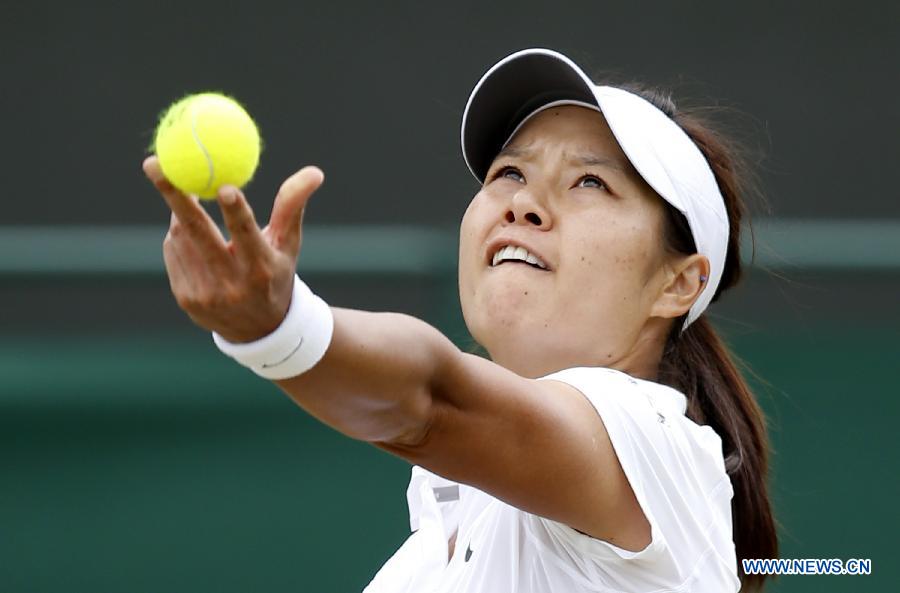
left=620, top=83, right=779, bottom=590
left=658, top=316, right=777, bottom=591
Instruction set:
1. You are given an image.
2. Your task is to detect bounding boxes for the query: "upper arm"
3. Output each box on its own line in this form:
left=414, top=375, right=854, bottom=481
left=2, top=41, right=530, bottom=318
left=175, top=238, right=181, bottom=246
left=375, top=350, right=651, bottom=551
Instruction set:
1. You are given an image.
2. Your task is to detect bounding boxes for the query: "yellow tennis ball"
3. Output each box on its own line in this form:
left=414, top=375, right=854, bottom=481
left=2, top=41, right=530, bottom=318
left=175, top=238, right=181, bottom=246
left=152, top=92, right=261, bottom=199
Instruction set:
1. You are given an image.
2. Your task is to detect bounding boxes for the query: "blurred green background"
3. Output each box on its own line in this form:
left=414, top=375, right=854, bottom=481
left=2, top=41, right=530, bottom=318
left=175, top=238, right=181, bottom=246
left=2, top=0, right=898, bottom=591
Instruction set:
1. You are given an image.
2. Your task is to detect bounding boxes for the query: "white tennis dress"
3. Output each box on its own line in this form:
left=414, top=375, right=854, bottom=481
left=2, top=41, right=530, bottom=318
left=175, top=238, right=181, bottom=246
left=362, top=366, right=741, bottom=593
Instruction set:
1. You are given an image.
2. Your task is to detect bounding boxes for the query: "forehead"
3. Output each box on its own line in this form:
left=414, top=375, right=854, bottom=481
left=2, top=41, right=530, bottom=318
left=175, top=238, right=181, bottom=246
left=502, top=105, right=635, bottom=173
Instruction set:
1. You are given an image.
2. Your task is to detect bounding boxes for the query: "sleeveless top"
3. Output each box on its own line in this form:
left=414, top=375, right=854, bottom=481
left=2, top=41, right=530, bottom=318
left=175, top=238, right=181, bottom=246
left=363, top=366, right=741, bottom=593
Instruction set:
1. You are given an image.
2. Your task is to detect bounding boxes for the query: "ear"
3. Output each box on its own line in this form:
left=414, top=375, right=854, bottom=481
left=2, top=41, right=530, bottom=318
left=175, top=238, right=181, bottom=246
left=649, top=254, right=710, bottom=320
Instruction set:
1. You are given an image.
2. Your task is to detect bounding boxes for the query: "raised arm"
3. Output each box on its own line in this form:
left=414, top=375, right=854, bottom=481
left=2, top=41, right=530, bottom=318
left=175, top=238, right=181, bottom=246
left=143, top=158, right=650, bottom=551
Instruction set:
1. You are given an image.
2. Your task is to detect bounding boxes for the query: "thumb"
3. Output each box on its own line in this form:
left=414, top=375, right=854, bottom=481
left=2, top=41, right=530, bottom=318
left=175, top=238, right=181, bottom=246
left=267, top=166, right=325, bottom=257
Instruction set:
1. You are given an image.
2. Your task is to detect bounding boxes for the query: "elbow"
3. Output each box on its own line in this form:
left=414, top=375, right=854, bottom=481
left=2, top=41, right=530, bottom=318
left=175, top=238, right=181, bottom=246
left=383, top=392, right=440, bottom=448
left=373, top=397, right=444, bottom=461
left=372, top=333, right=458, bottom=448
left=317, top=311, right=456, bottom=447
left=380, top=319, right=457, bottom=447
left=335, top=384, right=437, bottom=446
left=376, top=343, right=457, bottom=452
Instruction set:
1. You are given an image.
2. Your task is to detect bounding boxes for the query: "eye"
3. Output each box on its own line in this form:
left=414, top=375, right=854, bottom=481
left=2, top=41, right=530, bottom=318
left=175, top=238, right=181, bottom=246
left=493, top=165, right=525, bottom=183
left=576, top=174, right=608, bottom=191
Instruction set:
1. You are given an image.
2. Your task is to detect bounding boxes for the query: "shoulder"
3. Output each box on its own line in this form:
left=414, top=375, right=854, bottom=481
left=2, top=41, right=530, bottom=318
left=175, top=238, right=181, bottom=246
left=539, top=366, right=723, bottom=474
left=540, top=366, right=684, bottom=418
left=539, top=365, right=729, bottom=495
left=536, top=366, right=739, bottom=590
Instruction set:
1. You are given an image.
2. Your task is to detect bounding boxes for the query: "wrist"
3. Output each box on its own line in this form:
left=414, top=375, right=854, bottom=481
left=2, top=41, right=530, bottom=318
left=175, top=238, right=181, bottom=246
left=212, top=273, right=334, bottom=380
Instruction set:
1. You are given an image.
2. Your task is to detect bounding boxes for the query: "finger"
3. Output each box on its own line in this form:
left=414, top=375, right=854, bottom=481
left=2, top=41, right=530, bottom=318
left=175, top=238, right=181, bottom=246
left=167, top=211, right=219, bottom=279
left=217, top=185, right=268, bottom=258
left=143, top=156, right=228, bottom=254
left=267, top=166, right=325, bottom=257
left=165, top=241, right=212, bottom=328
left=163, top=228, right=194, bottom=300
left=168, top=212, right=213, bottom=270
left=165, top=214, right=221, bottom=311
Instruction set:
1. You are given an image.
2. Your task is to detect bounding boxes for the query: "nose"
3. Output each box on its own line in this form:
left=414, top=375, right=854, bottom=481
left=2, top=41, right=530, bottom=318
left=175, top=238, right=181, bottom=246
left=504, top=189, right=552, bottom=230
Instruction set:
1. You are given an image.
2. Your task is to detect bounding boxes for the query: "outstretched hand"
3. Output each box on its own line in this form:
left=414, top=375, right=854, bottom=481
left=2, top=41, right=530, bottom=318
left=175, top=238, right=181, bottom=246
left=142, top=156, right=325, bottom=343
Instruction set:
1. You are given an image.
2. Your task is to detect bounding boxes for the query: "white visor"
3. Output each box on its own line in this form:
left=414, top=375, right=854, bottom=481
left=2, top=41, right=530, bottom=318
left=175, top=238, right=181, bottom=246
left=460, top=48, right=729, bottom=331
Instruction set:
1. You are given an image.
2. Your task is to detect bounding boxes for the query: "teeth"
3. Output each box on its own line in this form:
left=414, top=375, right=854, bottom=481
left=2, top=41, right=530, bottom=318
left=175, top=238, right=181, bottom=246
left=491, top=244, right=547, bottom=269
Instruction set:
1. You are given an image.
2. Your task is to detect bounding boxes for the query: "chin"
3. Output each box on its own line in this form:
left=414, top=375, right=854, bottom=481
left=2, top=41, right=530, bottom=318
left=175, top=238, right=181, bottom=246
left=476, top=287, right=533, bottom=328
left=461, top=273, right=553, bottom=350
left=473, top=306, right=549, bottom=359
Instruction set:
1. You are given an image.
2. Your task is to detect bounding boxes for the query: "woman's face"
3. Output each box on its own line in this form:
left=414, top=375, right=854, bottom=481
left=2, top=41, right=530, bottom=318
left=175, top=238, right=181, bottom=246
left=458, top=105, right=689, bottom=379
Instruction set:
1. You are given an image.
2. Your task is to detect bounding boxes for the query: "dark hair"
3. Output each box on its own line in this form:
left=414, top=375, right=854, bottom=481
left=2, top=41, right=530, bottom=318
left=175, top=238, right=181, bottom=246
left=621, top=84, right=778, bottom=590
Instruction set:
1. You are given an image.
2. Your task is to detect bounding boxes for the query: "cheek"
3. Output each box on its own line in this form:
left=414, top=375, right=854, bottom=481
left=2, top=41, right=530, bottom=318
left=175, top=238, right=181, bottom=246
left=564, top=217, right=658, bottom=297
left=458, top=195, right=486, bottom=296
left=459, top=200, right=478, bottom=252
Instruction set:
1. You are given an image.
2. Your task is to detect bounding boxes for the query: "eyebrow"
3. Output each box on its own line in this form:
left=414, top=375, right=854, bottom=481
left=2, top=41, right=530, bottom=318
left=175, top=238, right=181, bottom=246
left=495, top=145, right=531, bottom=160
left=495, top=145, right=627, bottom=173
left=576, top=154, right=626, bottom=172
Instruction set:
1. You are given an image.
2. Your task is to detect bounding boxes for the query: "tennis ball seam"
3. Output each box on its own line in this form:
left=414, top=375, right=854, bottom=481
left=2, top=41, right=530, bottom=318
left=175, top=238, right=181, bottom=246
left=153, top=92, right=261, bottom=199
left=190, top=107, right=216, bottom=195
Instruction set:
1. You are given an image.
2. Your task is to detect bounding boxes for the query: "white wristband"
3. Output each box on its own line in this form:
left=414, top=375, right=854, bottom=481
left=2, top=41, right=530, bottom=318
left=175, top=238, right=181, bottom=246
left=212, top=273, right=334, bottom=380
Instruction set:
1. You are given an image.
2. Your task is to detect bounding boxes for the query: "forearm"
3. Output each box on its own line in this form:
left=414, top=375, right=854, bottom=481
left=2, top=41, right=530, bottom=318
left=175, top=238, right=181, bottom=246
left=274, top=307, right=457, bottom=444
left=142, top=158, right=456, bottom=447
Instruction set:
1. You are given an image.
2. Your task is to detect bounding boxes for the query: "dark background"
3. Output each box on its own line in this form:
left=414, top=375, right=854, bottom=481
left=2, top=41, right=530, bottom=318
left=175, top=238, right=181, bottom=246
left=2, top=1, right=898, bottom=591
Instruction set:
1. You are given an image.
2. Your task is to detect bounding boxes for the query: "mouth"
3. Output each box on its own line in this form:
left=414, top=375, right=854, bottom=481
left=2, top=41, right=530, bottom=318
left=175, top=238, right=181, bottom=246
left=491, top=260, right=547, bottom=272
left=489, top=244, right=549, bottom=270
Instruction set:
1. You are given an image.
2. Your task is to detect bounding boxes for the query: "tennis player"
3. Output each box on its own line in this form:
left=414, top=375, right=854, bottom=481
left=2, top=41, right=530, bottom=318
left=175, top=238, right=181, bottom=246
left=143, top=48, right=777, bottom=592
